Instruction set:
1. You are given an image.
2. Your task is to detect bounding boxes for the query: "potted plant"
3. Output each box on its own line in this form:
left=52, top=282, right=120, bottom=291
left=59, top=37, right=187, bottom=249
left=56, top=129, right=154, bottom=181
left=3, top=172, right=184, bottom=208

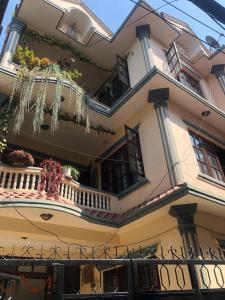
left=8, top=150, right=34, bottom=167
left=63, top=165, right=80, bottom=181
left=39, top=159, right=63, bottom=199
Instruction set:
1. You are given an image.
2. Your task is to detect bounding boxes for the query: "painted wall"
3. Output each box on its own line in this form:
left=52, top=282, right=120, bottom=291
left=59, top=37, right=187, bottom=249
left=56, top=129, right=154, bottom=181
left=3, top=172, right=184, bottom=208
left=169, top=102, right=225, bottom=200
left=127, top=39, right=147, bottom=87
left=48, top=0, right=110, bottom=36
left=205, top=74, right=225, bottom=112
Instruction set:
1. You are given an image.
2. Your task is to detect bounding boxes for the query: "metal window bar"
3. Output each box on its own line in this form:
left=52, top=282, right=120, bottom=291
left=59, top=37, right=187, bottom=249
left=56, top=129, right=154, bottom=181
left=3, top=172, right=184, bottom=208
left=165, top=42, right=182, bottom=78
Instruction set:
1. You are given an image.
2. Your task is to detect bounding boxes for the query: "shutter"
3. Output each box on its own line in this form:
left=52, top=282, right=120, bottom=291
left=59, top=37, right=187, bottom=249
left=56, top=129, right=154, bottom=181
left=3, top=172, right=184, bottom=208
left=165, top=42, right=182, bottom=77
left=125, top=126, right=145, bottom=180
left=117, top=55, right=130, bottom=87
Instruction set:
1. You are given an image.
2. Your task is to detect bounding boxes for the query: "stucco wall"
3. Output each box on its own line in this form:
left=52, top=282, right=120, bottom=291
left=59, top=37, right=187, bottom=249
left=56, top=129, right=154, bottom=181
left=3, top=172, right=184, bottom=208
left=96, top=103, right=171, bottom=212
left=169, top=102, right=225, bottom=200
left=48, top=0, right=110, bottom=36
left=127, top=39, right=147, bottom=87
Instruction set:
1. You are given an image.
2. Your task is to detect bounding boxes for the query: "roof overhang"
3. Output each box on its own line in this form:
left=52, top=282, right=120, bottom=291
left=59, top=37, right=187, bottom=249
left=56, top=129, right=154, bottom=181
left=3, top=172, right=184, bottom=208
left=17, top=0, right=180, bottom=68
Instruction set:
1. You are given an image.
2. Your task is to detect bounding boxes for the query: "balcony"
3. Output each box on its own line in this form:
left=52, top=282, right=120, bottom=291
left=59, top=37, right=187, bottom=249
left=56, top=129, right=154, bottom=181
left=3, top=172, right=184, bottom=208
left=0, top=165, right=115, bottom=212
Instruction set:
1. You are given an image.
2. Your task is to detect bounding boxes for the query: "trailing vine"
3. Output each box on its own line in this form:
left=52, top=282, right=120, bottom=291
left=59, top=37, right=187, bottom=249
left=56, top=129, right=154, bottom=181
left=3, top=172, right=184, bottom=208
left=0, top=107, right=8, bottom=153
left=44, top=106, right=115, bottom=135
left=21, top=29, right=111, bottom=72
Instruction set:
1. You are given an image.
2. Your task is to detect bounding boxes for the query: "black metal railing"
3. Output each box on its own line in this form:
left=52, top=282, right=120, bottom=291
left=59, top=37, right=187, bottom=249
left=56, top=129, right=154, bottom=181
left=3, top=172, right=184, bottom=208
left=1, top=245, right=225, bottom=300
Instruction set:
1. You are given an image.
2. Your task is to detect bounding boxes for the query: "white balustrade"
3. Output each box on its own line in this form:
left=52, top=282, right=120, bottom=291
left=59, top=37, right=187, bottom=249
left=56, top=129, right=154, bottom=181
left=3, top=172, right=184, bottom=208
left=0, top=165, right=114, bottom=212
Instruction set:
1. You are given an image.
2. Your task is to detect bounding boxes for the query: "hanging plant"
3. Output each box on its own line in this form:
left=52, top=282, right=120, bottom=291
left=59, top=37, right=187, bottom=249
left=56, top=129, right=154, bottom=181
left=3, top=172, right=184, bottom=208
left=10, top=62, right=89, bottom=135
left=39, top=159, right=63, bottom=199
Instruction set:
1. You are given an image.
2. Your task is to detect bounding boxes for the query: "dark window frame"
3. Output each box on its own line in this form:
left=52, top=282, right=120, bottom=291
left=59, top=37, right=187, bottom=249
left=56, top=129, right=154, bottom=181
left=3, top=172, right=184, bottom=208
left=217, top=74, right=225, bottom=94
left=177, top=70, right=204, bottom=97
left=96, top=55, right=130, bottom=107
left=166, top=43, right=203, bottom=97
left=189, top=131, right=225, bottom=182
left=101, top=127, right=145, bottom=194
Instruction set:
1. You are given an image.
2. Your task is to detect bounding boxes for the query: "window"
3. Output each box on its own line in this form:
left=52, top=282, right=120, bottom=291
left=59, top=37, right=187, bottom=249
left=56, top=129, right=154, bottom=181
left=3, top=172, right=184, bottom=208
left=211, top=65, right=225, bottom=95
left=189, top=132, right=225, bottom=182
left=177, top=71, right=203, bottom=97
left=96, top=55, right=130, bottom=107
left=166, top=43, right=203, bottom=97
left=101, top=126, right=145, bottom=194
left=165, top=43, right=182, bottom=78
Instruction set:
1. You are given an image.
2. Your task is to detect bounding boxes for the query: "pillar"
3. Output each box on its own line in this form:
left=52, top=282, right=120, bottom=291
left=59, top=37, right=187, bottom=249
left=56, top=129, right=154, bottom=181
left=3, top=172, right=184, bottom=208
left=148, top=88, right=182, bottom=187
left=1, top=17, right=25, bottom=67
left=169, top=203, right=200, bottom=255
left=136, top=24, right=154, bottom=73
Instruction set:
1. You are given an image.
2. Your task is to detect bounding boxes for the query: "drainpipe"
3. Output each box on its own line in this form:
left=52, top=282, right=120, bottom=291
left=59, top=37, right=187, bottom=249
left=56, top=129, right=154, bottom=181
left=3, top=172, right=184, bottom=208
left=136, top=24, right=155, bottom=73
left=148, top=88, right=182, bottom=187
left=1, top=17, right=26, bottom=67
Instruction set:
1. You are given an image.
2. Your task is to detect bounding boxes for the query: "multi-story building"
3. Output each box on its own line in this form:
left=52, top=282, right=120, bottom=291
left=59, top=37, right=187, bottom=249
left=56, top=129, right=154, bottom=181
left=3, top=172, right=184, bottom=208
left=0, top=0, right=225, bottom=299
left=0, top=0, right=9, bottom=35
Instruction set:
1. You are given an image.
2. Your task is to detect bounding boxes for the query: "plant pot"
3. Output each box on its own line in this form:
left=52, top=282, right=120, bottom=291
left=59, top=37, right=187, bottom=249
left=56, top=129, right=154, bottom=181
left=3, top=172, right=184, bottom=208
left=63, top=166, right=72, bottom=178
left=11, top=162, right=28, bottom=167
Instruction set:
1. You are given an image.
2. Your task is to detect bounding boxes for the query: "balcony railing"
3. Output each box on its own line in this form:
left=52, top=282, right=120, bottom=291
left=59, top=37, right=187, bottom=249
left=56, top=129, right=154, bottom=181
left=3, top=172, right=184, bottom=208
left=0, top=165, right=114, bottom=211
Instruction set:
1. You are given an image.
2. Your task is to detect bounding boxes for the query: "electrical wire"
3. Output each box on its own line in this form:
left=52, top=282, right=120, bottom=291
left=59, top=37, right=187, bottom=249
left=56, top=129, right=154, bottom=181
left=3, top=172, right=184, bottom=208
left=197, top=225, right=225, bottom=238
left=8, top=0, right=223, bottom=252
left=87, top=0, right=179, bottom=48
left=129, top=0, right=225, bottom=56
left=161, top=0, right=225, bottom=37
left=207, top=13, right=225, bottom=32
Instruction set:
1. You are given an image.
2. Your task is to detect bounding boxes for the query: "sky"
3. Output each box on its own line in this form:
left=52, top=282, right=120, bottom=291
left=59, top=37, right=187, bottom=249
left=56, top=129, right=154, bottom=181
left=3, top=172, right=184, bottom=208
left=0, top=0, right=225, bottom=50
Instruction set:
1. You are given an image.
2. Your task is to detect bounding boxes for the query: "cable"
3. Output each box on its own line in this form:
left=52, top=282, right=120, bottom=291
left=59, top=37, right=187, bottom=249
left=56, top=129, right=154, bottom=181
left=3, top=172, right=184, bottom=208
left=161, top=0, right=224, bottom=37
left=197, top=225, right=225, bottom=238
left=87, top=0, right=179, bottom=48
left=207, top=13, right=225, bottom=32
left=129, top=0, right=225, bottom=56
left=12, top=202, right=93, bottom=249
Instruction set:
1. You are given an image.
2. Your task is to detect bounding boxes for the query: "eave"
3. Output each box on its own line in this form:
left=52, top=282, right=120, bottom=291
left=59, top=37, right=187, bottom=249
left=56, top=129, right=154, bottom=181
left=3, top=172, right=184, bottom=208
left=16, top=0, right=180, bottom=68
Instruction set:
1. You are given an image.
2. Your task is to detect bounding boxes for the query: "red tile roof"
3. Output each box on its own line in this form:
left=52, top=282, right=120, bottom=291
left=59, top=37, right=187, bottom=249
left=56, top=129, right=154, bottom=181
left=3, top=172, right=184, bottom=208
left=82, top=185, right=182, bottom=222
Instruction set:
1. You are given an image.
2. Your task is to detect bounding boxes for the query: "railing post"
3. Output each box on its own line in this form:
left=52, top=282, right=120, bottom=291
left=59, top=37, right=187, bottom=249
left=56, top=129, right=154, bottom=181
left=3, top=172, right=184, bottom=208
left=188, top=264, right=203, bottom=299
left=127, top=260, right=136, bottom=300
left=55, top=264, right=64, bottom=300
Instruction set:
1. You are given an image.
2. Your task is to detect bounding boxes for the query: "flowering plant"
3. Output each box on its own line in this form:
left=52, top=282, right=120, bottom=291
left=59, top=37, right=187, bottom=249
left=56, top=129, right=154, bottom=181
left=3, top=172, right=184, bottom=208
left=8, top=150, right=34, bottom=166
left=39, top=159, right=63, bottom=199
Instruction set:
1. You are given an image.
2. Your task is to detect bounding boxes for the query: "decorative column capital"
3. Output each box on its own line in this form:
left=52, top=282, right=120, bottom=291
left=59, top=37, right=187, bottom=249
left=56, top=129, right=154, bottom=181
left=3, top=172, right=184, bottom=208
left=169, top=203, right=197, bottom=234
left=211, top=64, right=225, bottom=76
left=10, top=17, right=26, bottom=33
left=136, top=24, right=151, bottom=40
left=148, top=88, right=169, bottom=109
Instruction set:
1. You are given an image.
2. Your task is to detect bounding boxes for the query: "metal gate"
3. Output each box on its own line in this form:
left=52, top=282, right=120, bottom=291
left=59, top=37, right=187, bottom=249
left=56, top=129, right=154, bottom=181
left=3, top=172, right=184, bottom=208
left=0, top=245, right=225, bottom=300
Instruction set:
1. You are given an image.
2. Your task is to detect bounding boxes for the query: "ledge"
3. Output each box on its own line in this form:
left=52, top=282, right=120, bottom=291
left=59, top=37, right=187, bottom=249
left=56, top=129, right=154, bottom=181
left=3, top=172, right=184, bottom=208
left=198, top=173, right=225, bottom=189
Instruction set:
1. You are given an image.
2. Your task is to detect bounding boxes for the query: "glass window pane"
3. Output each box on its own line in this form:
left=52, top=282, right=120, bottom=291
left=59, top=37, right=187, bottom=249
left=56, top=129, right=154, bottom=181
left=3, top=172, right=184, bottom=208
left=198, top=162, right=209, bottom=175
left=207, top=154, right=219, bottom=168
left=197, top=149, right=205, bottom=162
